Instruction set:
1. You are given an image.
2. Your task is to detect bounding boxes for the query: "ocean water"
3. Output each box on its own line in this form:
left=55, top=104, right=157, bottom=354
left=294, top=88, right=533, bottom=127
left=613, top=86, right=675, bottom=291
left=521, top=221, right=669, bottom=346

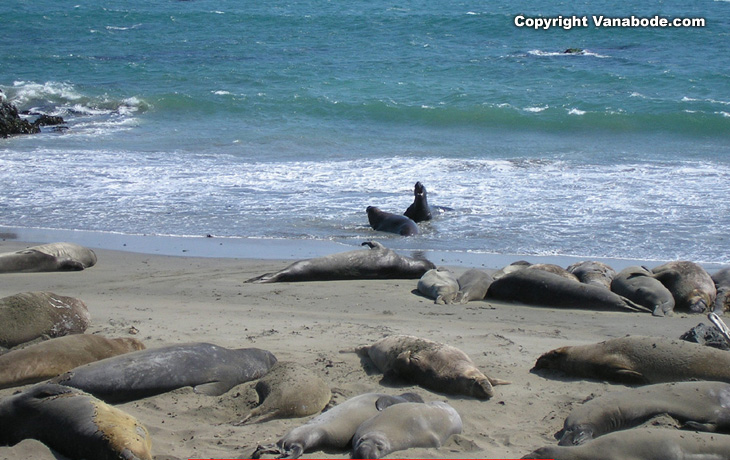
left=1, top=0, right=729, bottom=264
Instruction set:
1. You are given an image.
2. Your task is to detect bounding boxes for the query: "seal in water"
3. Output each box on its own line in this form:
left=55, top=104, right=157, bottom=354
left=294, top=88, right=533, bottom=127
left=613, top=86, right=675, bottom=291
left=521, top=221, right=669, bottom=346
left=610, top=266, right=676, bottom=317
left=51, top=342, right=277, bottom=403
left=245, top=241, right=435, bottom=283
left=366, top=206, right=418, bottom=236
left=651, top=260, right=716, bottom=313
left=0, top=383, right=152, bottom=460
left=352, top=401, right=463, bottom=459
left=0, top=242, right=97, bottom=273
left=403, top=181, right=432, bottom=222
left=417, top=267, right=459, bottom=304
left=353, top=334, right=509, bottom=399
left=251, top=392, right=423, bottom=459
left=533, top=335, right=730, bottom=384
left=0, top=334, right=145, bottom=390
left=557, top=381, right=730, bottom=445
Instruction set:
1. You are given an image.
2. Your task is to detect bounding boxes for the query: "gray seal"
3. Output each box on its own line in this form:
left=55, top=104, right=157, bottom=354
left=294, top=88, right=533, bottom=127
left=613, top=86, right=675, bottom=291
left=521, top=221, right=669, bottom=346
left=245, top=241, right=435, bottom=283
left=454, top=268, right=493, bottom=304
left=652, top=260, right=716, bottom=313
left=354, top=334, right=509, bottom=400
left=610, top=266, right=676, bottom=317
left=0, top=334, right=145, bottom=390
left=403, top=181, right=432, bottom=222
left=51, top=342, right=277, bottom=403
left=366, top=206, right=419, bottom=236
left=524, top=428, right=730, bottom=460
left=0, top=383, right=152, bottom=460
left=0, top=242, right=97, bottom=273
left=533, top=335, right=730, bottom=384
left=712, top=267, right=730, bottom=314
left=566, top=261, right=616, bottom=289
left=527, top=263, right=580, bottom=282
left=251, top=392, right=423, bottom=459
left=487, top=269, right=649, bottom=313
left=417, top=267, right=459, bottom=304
left=352, top=401, right=463, bottom=459
left=0, top=292, right=91, bottom=348
left=558, top=381, right=730, bottom=445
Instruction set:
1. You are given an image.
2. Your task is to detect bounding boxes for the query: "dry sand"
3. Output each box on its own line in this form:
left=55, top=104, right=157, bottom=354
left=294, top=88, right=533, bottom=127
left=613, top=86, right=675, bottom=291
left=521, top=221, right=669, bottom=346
left=0, top=240, right=716, bottom=460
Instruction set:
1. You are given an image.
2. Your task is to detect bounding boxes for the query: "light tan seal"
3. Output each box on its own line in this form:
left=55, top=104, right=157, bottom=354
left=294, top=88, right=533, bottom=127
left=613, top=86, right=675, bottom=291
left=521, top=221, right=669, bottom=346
left=557, top=381, right=730, bottom=445
left=652, top=260, right=716, bottom=313
left=251, top=392, right=423, bottom=459
left=353, top=334, right=509, bottom=400
left=566, top=260, right=616, bottom=289
left=527, top=263, right=580, bottom=282
left=454, top=268, right=493, bottom=304
left=0, top=334, right=145, bottom=390
left=524, top=428, right=730, bottom=460
left=0, top=292, right=91, bottom=348
left=0, top=383, right=152, bottom=460
left=0, top=242, right=97, bottom=273
left=235, top=361, right=331, bottom=425
left=533, top=335, right=730, bottom=384
left=417, top=267, right=459, bottom=304
left=352, top=401, right=463, bottom=459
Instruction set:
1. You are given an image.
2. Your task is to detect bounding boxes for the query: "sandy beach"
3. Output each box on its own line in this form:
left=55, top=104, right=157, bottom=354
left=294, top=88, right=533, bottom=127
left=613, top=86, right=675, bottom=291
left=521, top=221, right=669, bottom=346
left=0, top=239, right=719, bottom=460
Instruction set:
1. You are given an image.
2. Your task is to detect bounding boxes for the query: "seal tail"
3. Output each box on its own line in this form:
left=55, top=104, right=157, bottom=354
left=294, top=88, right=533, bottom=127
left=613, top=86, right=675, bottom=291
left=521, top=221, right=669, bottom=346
left=488, top=376, right=511, bottom=386
left=339, top=345, right=369, bottom=357
left=245, top=273, right=278, bottom=283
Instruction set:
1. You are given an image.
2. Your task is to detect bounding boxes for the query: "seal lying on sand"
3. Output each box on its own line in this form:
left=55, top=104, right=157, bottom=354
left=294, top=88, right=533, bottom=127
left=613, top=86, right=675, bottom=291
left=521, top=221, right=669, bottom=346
left=0, top=292, right=91, bottom=348
left=533, top=335, right=730, bottom=384
left=652, top=261, right=716, bottom=313
left=0, top=334, right=145, bottom=390
left=251, top=392, right=423, bottom=459
left=524, top=428, right=730, bottom=460
left=487, top=269, right=649, bottom=313
left=353, top=335, right=509, bottom=399
left=236, top=361, right=331, bottom=425
left=557, top=381, right=730, bottom=445
left=0, top=383, right=152, bottom=460
left=454, top=268, right=493, bottom=304
left=417, top=268, right=459, bottom=304
left=527, top=264, right=580, bottom=282
left=51, top=342, right=277, bottom=403
left=245, top=241, right=435, bottom=283
left=610, top=266, right=675, bottom=317
left=0, top=242, right=97, bottom=273
left=712, top=267, right=730, bottom=314
left=352, top=401, right=462, bottom=459
left=566, top=261, right=616, bottom=289
left=366, top=206, right=418, bottom=236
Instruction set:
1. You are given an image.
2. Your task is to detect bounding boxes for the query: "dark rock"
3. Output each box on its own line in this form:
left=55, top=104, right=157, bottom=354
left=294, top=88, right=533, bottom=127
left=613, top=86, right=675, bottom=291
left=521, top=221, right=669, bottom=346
left=680, top=323, right=730, bottom=350
left=1, top=101, right=40, bottom=137
left=33, top=114, right=65, bottom=127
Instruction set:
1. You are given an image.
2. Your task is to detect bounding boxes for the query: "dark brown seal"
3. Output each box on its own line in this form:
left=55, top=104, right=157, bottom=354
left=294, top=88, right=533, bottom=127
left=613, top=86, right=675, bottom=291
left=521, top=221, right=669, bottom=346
left=652, top=261, right=716, bottom=313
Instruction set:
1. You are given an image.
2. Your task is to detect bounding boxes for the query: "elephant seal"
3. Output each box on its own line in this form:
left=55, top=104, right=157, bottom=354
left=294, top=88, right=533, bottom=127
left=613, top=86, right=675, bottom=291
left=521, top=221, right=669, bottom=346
left=557, top=381, right=730, bottom=445
left=236, top=361, right=331, bottom=425
left=251, top=392, right=424, bottom=459
left=652, top=261, right=716, bottom=313
left=492, top=260, right=531, bottom=280
left=610, top=266, right=676, bottom=317
left=245, top=241, right=435, bottom=283
left=566, top=261, right=616, bottom=289
left=533, top=335, right=730, bottom=384
left=712, top=268, right=730, bottom=314
left=367, top=206, right=419, bottom=236
left=0, top=383, right=152, bottom=460
left=0, top=334, right=145, bottom=390
left=51, top=342, right=277, bottom=403
left=417, top=267, right=459, bottom=304
left=353, top=334, right=509, bottom=400
left=527, top=264, right=580, bottom=282
left=0, top=242, right=97, bottom=273
left=403, top=181, right=432, bottom=222
left=0, top=292, right=91, bottom=348
left=487, top=269, right=649, bottom=313
left=454, top=268, right=493, bottom=304
left=524, top=428, right=730, bottom=460
left=352, top=401, right=462, bottom=459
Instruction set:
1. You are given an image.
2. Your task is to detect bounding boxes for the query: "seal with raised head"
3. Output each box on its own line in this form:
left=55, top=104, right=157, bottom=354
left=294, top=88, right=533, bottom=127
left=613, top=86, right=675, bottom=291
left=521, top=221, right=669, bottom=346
left=610, top=266, right=676, bottom=317
left=524, top=428, right=730, bottom=460
left=0, top=383, right=152, bottom=460
left=712, top=267, right=730, bottom=314
left=0, top=292, right=91, bottom=348
left=352, top=401, right=462, bottom=459
left=245, top=241, right=435, bottom=283
left=0, top=334, right=145, bottom=390
left=51, top=342, right=277, bottom=403
left=487, top=269, right=649, bottom=313
left=651, top=260, right=716, bottom=313
left=533, top=335, right=730, bottom=384
left=566, top=261, right=616, bottom=289
left=354, top=334, right=509, bottom=400
left=557, top=381, right=730, bottom=446
left=0, top=242, right=97, bottom=273
left=403, top=181, right=432, bottom=222
left=251, top=392, right=424, bottom=459
left=454, top=268, right=493, bottom=304
left=235, top=361, right=331, bottom=425
left=417, top=267, right=459, bottom=304
left=366, top=206, right=419, bottom=236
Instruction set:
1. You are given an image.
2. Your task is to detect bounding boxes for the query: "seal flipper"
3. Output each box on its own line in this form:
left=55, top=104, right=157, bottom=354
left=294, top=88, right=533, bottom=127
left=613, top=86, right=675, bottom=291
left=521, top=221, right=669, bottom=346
left=193, top=381, right=231, bottom=396
left=374, top=392, right=424, bottom=411
left=683, top=421, right=719, bottom=432
left=611, top=368, right=647, bottom=384
left=251, top=443, right=282, bottom=459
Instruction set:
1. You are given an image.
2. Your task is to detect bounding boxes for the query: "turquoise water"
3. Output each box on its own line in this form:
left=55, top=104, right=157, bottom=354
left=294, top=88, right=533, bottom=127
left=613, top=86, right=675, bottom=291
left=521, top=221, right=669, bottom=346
left=1, top=0, right=729, bottom=263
